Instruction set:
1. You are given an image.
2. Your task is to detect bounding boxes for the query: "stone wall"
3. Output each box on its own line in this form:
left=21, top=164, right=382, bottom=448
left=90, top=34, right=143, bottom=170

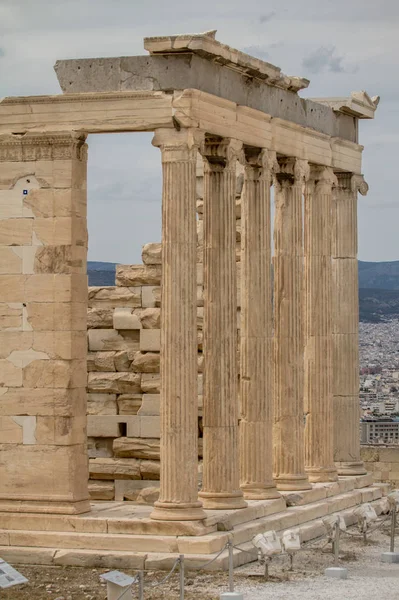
left=361, top=445, right=399, bottom=487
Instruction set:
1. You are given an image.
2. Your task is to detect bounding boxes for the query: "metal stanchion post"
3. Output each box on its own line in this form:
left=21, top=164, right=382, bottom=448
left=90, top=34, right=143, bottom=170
left=325, top=522, right=348, bottom=579
left=334, top=523, right=340, bottom=566
left=138, top=571, right=144, bottom=600
left=179, top=554, right=185, bottom=600
left=390, top=508, right=396, bottom=553
left=228, top=540, right=234, bottom=592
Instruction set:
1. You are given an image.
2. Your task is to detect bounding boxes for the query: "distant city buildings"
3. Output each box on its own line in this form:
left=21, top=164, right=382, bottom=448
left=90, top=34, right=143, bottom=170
left=359, top=319, right=399, bottom=444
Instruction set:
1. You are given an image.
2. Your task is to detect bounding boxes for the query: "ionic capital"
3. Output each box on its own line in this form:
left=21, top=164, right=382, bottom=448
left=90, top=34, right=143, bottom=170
left=243, top=148, right=278, bottom=183
left=152, top=128, right=205, bottom=162
left=352, top=174, right=369, bottom=196
left=200, top=136, right=243, bottom=172
left=274, top=157, right=309, bottom=190
left=308, top=166, right=338, bottom=191
left=334, top=172, right=368, bottom=196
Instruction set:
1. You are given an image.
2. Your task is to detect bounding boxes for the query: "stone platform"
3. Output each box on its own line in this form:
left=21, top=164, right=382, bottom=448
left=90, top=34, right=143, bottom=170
left=0, top=475, right=389, bottom=571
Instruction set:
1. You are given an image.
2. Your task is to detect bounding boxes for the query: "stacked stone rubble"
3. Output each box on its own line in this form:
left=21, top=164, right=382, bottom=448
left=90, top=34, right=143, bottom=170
left=87, top=245, right=206, bottom=502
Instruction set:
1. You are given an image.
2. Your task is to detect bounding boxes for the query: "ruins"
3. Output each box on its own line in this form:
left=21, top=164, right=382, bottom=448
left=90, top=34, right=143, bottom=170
left=0, top=31, right=383, bottom=569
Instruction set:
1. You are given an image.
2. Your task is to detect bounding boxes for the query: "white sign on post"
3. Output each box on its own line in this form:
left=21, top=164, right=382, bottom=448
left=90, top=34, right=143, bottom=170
left=0, top=559, right=28, bottom=589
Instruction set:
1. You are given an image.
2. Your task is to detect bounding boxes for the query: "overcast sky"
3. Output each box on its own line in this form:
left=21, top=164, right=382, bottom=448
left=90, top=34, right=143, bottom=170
left=1, top=0, right=398, bottom=263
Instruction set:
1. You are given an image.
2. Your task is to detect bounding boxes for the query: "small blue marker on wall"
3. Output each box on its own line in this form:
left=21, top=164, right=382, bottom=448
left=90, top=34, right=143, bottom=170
left=23, top=190, right=28, bottom=195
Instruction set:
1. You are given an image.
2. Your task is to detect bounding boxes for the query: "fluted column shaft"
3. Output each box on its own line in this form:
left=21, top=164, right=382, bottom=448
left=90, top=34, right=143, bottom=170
left=151, top=129, right=206, bottom=521
left=332, top=173, right=367, bottom=475
left=199, top=137, right=247, bottom=510
left=273, top=159, right=311, bottom=491
left=304, top=167, right=338, bottom=483
left=240, top=149, right=280, bottom=500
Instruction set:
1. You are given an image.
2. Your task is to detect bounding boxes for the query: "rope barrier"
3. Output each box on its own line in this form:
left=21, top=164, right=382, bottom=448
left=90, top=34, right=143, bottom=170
left=148, top=557, right=181, bottom=587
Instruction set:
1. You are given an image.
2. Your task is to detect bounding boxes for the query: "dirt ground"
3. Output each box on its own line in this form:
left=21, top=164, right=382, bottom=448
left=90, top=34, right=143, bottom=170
left=0, top=520, right=396, bottom=600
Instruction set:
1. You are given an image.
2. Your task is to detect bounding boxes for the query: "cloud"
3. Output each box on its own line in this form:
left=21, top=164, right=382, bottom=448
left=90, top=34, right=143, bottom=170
left=0, top=48, right=5, bottom=58
left=302, top=46, right=355, bottom=74
left=241, top=45, right=270, bottom=61
left=259, top=11, right=276, bottom=23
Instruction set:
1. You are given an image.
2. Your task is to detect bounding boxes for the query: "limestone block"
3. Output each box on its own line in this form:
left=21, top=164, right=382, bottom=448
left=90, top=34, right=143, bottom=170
left=131, top=352, right=160, bottom=373
left=139, top=308, right=160, bottom=329
left=0, top=359, right=23, bottom=387
left=197, top=264, right=203, bottom=285
left=94, top=351, right=116, bottom=372
left=0, top=247, right=23, bottom=274
left=0, top=274, right=26, bottom=302
left=88, top=329, right=123, bottom=352
left=0, top=416, right=24, bottom=443
left=137, top=487, right=160, bottom=504
left=24, top=273, right=87, bottom=303
left=0, top=443, right=89, bottom=501
left=87, top=416, right=120, bottom=437
left=0, top=387, right=86, bottom=417
left=89, top=458, right=141, bottom=480
left=140, top=459, right=160, bottom=480
left=87, top=308, right=113, bottom=329
left=87, top=437, right=114, bottom=458
left=141, top=286, right=159, bottom=308
left=114, top=480, right=160, bottom=502
left=0, top=219, right=33, bottom=245
left=30, top=330, right=87, bottom=361
left=88, top=329, right=140, bottom=352
left=88, top=286, right=141, bottom=308
left=137, top=394, right=160, bottom=416
left=35, top=415, right=86, bottom=445
left=88, top=481, right=115, bottom=501
left=113, top=307, right=141, bottom=330
left=87, top=393, right=117, bottom=415
left=0, top=303, right=23, bottom=331
left=141, top=373, right=160, bottom=393
left=139, top=329, right=160, bottom=352
left=33, top=216, right=87, bottom=247
left=113, top=437, right=161, bottom=459
left=137, top=416, right=160, bottom=438
left=116, top=265, right=161, bottom=287
left=23, top=359, right=86, bottom=389
left=114, top=350, right=132, bottom=372
left=27, top=302, right=87, bottom=332
left=117, top=394, right=142, bottom=415
left=33, top=245, right=86, bottom=275
left=87, top=372, right=141, bottom=394
left=23, top=188, right=86, bottom=219
left=141, top=243, right=161, bottom=265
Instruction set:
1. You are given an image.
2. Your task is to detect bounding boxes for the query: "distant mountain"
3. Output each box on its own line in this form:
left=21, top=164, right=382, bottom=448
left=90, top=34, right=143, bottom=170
left=88, top=261, right=117, bottom=286
left=87, top=259, right=399, bottom=322
left=359, top=261, right=399, bottom=290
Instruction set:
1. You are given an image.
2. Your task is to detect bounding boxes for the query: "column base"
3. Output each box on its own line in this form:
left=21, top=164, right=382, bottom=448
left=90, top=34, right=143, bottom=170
left=241, top=484, right=282, bottom=500
left=0, top=499, right=91, bottom=515
left=335, top=461, right=367, bottom=476
left=150, top=501, right=206, bottom=522
left=275, top=475, right=312, bottom=491
left=305, top=466, right=338, bottom=483
left=198, top=491, right=248, bottom=510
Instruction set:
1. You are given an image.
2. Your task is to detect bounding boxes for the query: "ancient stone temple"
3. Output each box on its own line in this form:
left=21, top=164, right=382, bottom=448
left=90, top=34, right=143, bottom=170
left=0, top=31, right=383, bottom=569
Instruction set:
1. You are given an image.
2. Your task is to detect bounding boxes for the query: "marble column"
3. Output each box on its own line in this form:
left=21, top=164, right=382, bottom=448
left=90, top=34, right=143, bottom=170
left=151, top=129, right=206, bottom=521
left=199, top=137, right=247, bottom=510
left=304, top=166, right=338, bottom=483
left=240, top=148, right=281, bottom=500
left=332, top=173, right=368, bottom=476
left=273, top=158, right=311, bottom=491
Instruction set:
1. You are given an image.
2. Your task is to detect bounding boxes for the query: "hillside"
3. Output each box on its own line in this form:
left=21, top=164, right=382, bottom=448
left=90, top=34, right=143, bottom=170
left=87, top=260, right=399, bottom=322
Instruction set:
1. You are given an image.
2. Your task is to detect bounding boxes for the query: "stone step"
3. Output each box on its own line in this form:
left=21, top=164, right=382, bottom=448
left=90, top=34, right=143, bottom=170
left=0, top=496, right=387, bottom=571
left=0, top=486, right=382, bottom=557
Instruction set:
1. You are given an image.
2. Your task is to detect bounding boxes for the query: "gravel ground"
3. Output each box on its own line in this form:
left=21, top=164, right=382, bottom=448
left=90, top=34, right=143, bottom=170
left=1, top=522, right=399, bottom=600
